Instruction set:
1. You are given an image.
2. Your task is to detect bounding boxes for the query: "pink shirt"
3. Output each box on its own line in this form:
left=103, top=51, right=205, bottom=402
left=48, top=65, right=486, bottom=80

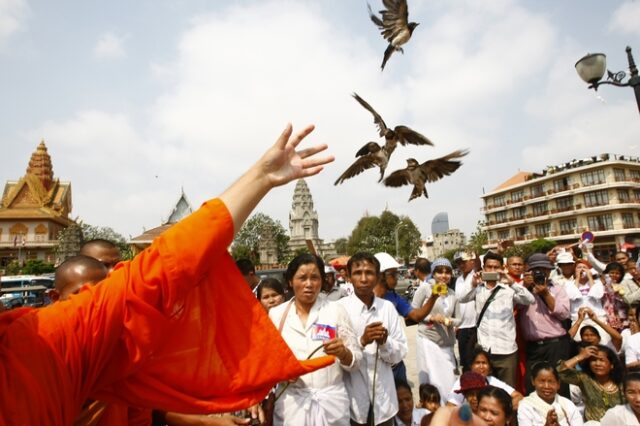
left=518, top=283, right=570, bottom=341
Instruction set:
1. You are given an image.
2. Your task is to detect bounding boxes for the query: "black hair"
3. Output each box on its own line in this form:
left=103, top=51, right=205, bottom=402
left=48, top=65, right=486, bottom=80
left=256, top=278, right=285, bottom=299
left=579, top=325, right=601, bottom=340
left=624, top=372, right=640, bottom=393
left=615, top=251, right=630, bottom=260
left=285, top=253, right=325, bottom=285
left=604, top=262, right=625, bottom=281
left=414, top=258, right=431, bottom=274
left=347, top=252, right=380, bottom=275
left=395, top=378, right=412, bottom=394
left=477, top=386, right=513, bottom=419
left=483, top=251, right=504, bottom=266
left=579, top=344, right=625, bottom=384
left=235, top=258, right=255, bottom=275
left=531, top=361, right=559, bottom=381
left=471, top=347, right=493, bottom=374
left=418, top=383, right=441, bottom=403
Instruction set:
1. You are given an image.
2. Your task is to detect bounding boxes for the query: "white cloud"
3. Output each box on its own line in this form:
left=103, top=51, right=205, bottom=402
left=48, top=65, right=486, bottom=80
left=609, top=1, right=640, bottom=36
left=0, top=0, right=28, bottom=46
left=93, top=32, right=127, bottom=60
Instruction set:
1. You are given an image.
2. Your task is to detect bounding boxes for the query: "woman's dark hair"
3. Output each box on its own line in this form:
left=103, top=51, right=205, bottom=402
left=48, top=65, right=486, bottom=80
left=483, top=251, right=504, bottom=266
left=579, top=344, right=625, bottom=384
left=285, top=253, right=325, bottom=285
left=604, top=262, right=625, bottom=282
left=531, top=361, right=559, bottom=381
left=418, top=383, right=441, bottom=403
left=395, top=378, right=412, bottom=394
left=477, top=386, right=513, bottom=419
left=347, top=252, right=380, bottom=274
left=256, top=278, right=285, bottom=299
left=624, top=372, right=640, bottom=393
left=579, top=325, right=601, bottom=340
left=471, top=348, right=493, bottom=373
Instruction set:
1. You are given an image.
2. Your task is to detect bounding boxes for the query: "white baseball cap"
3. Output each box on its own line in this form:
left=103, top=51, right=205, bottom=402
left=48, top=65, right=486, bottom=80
left=374, top=252, right=401, bottom=272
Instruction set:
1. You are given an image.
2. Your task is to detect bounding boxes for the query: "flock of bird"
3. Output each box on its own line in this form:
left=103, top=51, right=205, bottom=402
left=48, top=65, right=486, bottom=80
left=334, top=0, right=469, bottom=202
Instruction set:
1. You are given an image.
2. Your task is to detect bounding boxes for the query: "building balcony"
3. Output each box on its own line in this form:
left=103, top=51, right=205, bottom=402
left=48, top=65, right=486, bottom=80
left=0, top=239, right=58, bottom=248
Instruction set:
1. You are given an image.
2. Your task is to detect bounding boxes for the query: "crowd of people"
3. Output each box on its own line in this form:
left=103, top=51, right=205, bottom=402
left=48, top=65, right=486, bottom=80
left=3, top=124, right=640, bottom=426
left=239, top=239, right=640, bottom=426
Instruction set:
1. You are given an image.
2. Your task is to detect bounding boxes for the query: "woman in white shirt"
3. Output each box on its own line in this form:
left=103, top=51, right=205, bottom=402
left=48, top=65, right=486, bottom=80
left=564, top=261, right=608, bottom=343
left=269, top=254, right=362, bottom=426
left=600, top=372, right=640, bottom=426
left=518, top=362, right=583, bottom=426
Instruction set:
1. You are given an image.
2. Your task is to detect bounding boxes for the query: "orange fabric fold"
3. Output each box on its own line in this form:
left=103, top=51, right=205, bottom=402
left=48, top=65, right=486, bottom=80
left=0, top=198, right=334, bottom=425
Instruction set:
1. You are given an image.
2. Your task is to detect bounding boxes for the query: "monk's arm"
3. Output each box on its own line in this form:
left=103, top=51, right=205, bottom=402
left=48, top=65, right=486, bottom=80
left=219, top=124, right=333, bottom=234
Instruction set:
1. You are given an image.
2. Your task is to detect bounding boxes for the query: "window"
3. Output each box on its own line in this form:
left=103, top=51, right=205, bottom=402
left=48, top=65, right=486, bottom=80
left=587, top=214, right=613, bottom=231
left=634, top=189, right=640, bottom=201
left=532, top=202, right=548, bottom=216
left=495, top=211, right=507, bottom=223
left=511, top=190, right=524, bottom=203
left=512, top=207, right=526, bottom=220
left=622, top=212, right=636, bottom=229
left=556, top=196, right=574, bottom=211
left=516, top=227, right=529, bottom=238
left=497, top=230, right=510, bottom=240
left=631, top=169, right=640, bottom=180
left=618, top=189, right=630, bottom=203
left=535, top=223, right=550, bottom=237
left=553, top=177, right=570, bottom=192
left=614, top=168, right=626, bottom=181
left=494, top=195, right=505, bottom=207
left=559, top=219, right=577, bottom=235
left=531, top=184, right=544, bottom=198
left=584, top=190, right=609, bottom=207
left=581, top=169, right=606, bottom=186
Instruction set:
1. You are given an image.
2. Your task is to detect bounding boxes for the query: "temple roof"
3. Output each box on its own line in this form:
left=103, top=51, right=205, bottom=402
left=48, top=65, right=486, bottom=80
left=0, top=141, right=72, bottom=221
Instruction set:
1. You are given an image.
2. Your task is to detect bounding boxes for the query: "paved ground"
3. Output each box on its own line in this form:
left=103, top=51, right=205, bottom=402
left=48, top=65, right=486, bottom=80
left=403, top=322, right=420, bottom=393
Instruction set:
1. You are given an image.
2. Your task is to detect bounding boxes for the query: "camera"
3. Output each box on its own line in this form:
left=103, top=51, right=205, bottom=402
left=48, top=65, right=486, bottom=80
left=481, top=272, right=500, bottom=281
left=532, top=270, right=546, bottom=285
left=432, top=283, right=449, bottom=296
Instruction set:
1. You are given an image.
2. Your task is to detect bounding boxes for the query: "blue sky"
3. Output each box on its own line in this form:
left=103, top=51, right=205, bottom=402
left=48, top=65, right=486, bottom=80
left=1, top=0, right=639, bottom=243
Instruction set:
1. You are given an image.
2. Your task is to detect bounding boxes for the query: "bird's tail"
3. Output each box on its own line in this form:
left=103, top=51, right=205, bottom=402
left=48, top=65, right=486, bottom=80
left=381, top=43, right=394, bottom=71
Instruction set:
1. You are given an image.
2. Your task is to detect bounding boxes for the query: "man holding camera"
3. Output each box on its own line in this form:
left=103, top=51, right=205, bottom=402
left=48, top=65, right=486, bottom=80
left=459, top=251, right=534, bottom=388
left=517, top=253, right=571, bottom=396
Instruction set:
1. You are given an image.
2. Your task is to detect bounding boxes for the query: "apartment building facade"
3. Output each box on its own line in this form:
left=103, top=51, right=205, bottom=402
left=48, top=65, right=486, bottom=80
left=481, top=154, right=640, bottom=260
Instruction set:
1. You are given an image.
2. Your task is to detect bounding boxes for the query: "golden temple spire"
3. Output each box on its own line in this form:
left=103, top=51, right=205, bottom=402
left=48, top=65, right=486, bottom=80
left=26, top=139, right=54, bottom=190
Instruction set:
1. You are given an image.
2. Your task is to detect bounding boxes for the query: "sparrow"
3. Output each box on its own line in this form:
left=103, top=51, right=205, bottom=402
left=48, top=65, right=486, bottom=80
left=368, top=0, right=419, bottom=70
left=383, top=150, right=469, bottom=201
left=334, top=141, right=390, bottom=185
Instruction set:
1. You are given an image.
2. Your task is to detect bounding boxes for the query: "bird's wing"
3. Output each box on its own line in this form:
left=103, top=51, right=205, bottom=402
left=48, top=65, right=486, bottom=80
left=367, top=3, right=384, bottom=29
left=380, top=0, right=410, bottom=41
left=352, top=93, right=388, bottom=137
left=419, top=150, right=469, bottom=183
left=334, top=155, right=382, bottom=185
left=394, top=125, right=434, bottom=147
left=355, top=141, right=382, bottom=157
left=382, top=168, right=412, bottom=188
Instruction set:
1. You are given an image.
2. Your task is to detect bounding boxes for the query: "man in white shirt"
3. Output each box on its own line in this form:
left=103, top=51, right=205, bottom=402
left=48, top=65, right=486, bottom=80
left=459, top=251, right=534, bottom=388
left=339, top=252, right=408, bottom=426
left=454, top=251, right=478, bottom=372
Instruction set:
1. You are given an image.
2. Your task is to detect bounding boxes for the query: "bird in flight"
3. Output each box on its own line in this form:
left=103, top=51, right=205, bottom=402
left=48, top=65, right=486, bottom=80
left=368, top=0, right=419, bottom=70
left=383, top=150, right=469, bottom=201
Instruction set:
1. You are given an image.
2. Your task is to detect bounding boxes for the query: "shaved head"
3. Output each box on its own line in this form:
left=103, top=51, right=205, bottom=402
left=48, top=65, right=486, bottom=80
left=80, top=239, right=121, bottom=271
left=53, top=255, right=108, bottom=301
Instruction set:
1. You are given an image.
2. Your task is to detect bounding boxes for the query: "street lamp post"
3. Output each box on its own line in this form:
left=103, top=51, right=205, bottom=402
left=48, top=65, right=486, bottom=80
left=575, top=46, right=640, bottom=115
left=395, top=222, right=407, bottom=261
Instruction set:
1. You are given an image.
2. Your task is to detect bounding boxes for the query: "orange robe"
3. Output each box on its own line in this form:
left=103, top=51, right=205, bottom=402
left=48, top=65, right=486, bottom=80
left=0, top=198, right=333, bottom=425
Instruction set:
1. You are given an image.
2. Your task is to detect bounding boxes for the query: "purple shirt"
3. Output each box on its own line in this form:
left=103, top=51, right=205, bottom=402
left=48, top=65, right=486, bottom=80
left=518, top=283, right=570, bottom=342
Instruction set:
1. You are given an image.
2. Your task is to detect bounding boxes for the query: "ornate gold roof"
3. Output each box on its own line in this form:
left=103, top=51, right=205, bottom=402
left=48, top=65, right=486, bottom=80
left=0, top=140, right=72, bottom=222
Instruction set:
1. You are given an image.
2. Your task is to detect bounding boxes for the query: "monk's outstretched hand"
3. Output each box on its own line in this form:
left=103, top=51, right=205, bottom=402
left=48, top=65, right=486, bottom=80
left=260, top=124, right=334, bottom=188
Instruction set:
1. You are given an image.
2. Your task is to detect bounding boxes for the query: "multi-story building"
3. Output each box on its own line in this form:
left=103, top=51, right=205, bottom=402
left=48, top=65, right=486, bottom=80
left=421, top=229, right=466, bottom=259
left=481, top=154, right=640, bottom=260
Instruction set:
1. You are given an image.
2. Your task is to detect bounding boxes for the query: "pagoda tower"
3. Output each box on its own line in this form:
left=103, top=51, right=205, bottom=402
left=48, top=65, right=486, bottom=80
left=288, top=179, right=335, bottom=258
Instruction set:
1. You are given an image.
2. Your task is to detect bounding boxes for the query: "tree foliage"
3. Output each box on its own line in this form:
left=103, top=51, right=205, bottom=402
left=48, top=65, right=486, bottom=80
left=334, top=238, right=348, bottom=255
left=467, top=220, right=488, bottom=255
left=231, top=212, right=290, bottom=265
left=503, top=238, right=557, bottom=260
left=346, top=210, right=422, bottom=264
left=55, top=221, right=132, bottom=263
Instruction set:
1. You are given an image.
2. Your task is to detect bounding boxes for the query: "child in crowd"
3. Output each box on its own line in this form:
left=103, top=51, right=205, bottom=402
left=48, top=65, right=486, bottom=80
left=395, top=379, right=429, bottom=426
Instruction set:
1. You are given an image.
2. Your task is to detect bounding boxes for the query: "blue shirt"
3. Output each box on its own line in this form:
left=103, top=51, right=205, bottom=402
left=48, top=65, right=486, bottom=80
left=382, top=290, right=412, bottom=318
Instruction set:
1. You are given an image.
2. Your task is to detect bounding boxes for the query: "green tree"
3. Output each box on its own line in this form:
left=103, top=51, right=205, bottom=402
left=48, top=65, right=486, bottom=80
left=22, top=259, right=55, bottom=274
left=55, top=221, right=132, bottom=263
left=334, top=238, right=348, bottom=255
left=231, top=212, right=290, bottom=265
left=467, top=220, right=488, bottom=255
left=504, top=238, right=556, bottom=260
left=346, top=210, right=421, bottom=264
